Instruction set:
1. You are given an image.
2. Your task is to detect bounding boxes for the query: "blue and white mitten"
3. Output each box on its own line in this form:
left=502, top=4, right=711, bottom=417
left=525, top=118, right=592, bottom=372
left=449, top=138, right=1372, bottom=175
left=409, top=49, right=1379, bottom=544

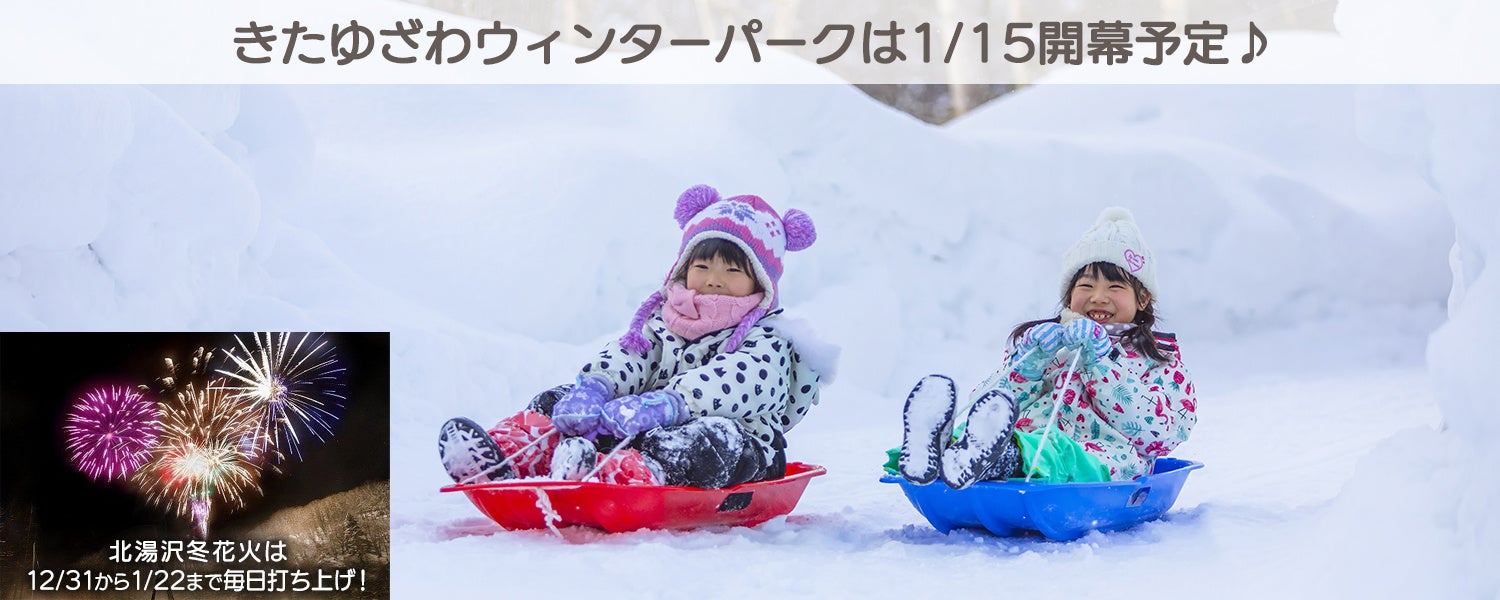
left=1014, top=322, right=1065, bottom=380
left=1063, top=317, right=1112, bottom=363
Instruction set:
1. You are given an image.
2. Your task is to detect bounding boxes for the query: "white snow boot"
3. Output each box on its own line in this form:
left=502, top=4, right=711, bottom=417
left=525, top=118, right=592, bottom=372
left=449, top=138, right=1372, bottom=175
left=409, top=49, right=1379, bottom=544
left=940, top=389, right=1021, bottom=490
left=899, top=375, right=958, bottom=485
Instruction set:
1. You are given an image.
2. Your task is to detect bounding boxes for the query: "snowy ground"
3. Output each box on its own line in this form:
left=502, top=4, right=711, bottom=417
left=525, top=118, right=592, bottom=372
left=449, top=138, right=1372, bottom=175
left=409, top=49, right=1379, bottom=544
left=393, top=314, right=1446, bottom=599
left=2, top=78, right=1494, bottom=600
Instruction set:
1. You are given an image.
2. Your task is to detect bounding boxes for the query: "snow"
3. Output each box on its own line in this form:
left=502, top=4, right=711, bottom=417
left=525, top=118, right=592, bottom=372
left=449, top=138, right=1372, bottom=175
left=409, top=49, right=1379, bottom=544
left=1, top=72, right=1493, bottom=600
left=939, top=378, right=1017, bottom=487
left=547, top=437, right=598, bottom=483
left=896, top=375, right=957, bottom=483
left=1339, top=84, right=1500, bottom=597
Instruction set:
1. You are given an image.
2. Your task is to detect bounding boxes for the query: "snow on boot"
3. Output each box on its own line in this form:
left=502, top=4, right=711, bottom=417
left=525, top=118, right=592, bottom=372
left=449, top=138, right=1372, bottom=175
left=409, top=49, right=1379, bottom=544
left=549, top=436, right=597, bottom=481
left=940, top=389, right=1020, bottom=490
left=439, top=417, right=510, bottom=484
left=488, top=410, right=559, bottom=478
left=638, top=417, right=769, bottom=488
left=899, top=375, right=958, bottom=485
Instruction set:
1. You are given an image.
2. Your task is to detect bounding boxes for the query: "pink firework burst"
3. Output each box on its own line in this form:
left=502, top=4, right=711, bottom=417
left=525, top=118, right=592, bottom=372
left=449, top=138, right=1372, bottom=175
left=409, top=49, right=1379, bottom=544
left=64, top=386, right=162, bottom=482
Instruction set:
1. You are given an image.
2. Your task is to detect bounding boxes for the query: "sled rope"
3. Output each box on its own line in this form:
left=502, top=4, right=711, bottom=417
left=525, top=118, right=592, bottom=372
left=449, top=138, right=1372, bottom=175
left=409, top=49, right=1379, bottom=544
left=1010, top=347, right=1040, bottom=369
left=582, top=436, right=636, bottom=483
left=457, top=428, right=560, bottom=486
left=1025, top=349, right=1082, bottom=482
left=533, top=489, right=564, bottom=537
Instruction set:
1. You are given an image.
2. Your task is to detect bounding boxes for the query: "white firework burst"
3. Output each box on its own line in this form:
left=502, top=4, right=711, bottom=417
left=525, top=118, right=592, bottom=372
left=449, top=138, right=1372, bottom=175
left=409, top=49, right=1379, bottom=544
left=215, top=332, right=347, bottom=462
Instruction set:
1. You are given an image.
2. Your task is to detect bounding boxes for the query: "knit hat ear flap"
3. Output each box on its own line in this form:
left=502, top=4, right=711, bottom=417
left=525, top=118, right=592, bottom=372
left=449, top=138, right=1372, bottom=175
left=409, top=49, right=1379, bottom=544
left=675, top=185, right=721, bottom=228
left=722, top=307, right=769, bottom=353
left=619, top=291, right=665, bottom=355
left=782, top=209, right=816, bottom=252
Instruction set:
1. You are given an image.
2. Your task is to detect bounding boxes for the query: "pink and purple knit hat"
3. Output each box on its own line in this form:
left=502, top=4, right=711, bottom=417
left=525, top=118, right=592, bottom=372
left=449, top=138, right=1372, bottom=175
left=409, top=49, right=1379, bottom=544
left=619, top=184, right=817, bottom=354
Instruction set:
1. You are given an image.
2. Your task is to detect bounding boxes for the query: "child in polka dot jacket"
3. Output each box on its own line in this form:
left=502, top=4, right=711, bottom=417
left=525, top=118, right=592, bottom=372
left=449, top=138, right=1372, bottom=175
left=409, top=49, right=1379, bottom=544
left=440, top=185, right=829, bottom=489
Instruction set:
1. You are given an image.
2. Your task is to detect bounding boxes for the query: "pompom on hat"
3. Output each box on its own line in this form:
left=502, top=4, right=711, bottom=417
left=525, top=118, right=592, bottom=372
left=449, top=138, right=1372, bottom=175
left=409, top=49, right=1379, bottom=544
left=1059, top=207, right=1158, bottom=299
left=619, top=185, right=817, bottom=355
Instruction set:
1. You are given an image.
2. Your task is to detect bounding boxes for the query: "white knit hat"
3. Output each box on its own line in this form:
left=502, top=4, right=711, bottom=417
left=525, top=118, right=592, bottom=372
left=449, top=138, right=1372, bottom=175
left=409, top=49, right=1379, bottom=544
left=1059, top=207, right=1157, bottom=299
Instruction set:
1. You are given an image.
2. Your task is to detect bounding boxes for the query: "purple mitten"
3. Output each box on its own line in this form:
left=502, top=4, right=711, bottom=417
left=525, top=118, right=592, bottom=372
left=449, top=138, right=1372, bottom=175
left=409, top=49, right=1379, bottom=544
left=600, top=389, right=688, bottom=438
left=552, top=374, right=613, bottom=439
left=1063, top=317, right=1112, bottom=362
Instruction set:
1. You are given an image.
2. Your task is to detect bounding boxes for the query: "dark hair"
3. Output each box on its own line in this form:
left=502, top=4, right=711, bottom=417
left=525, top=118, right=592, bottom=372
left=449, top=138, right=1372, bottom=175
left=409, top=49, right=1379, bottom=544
left=678, top=238, right=764, bottom=292
left=1008, top=261, right=1170, bottom=363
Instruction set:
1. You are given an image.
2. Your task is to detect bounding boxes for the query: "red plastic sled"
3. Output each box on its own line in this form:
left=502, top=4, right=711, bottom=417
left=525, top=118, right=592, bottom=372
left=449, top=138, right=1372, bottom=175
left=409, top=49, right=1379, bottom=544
left=441, top=462, right=826, bottom=532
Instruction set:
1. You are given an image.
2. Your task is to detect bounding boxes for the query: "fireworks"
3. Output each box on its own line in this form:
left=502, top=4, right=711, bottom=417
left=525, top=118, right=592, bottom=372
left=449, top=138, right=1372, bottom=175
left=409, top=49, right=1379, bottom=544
left=63, top=386, right=161, bottom=482
left=216, top=332, right=347, bottom=462
left=133, top=382, right=262, bottom=534
left=140, top=346, right=215, bottom=398
left=55, top=334, right=350, bottom=539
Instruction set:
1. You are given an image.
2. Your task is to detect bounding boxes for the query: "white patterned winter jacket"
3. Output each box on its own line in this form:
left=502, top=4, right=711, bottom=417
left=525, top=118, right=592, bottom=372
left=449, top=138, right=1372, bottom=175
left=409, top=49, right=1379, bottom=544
left=970, top=331, right=1198, bottom=480
left=578, top=308, right=823, bottom=466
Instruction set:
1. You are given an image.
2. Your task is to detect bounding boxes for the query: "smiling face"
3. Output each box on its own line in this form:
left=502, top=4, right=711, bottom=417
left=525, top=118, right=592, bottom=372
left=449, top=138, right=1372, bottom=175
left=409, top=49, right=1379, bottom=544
left=685, top=255, right=758, bottom=297
left=679, top=238, right=763, bottom=298
left=1066, top=262, right=1151, bottom=325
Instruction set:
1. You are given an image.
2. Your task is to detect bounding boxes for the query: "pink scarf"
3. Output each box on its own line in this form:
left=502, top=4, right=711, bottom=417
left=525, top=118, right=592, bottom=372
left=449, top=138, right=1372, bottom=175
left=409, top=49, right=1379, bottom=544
left=661, top=283, right=764, bottom=342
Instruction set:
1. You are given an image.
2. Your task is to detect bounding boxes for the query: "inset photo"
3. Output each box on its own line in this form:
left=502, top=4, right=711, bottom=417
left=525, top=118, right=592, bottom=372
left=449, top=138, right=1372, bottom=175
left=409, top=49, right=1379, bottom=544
left=0, top=332, right=390, bottom=598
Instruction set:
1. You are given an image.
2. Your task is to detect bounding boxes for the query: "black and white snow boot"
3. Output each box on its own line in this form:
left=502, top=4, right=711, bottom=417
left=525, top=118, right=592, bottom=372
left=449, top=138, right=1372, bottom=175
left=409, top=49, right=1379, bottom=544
left=939, top=389, right=1021, bottom=490
left=438, top=417, right=511, bottom=484
left=549, top=436, right=598, bottom=481
left=526, top=382, right=574, bottom=416
left=898, top=374, right=958, bottom=485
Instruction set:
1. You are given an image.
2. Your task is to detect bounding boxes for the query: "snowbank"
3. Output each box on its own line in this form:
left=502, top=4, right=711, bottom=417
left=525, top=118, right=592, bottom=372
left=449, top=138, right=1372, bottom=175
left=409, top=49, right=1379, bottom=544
left=0, top=86, right=259, bottom=329
left=1263, top=1, right=1500, bottom=592
left=1295, top=84, right=1500, bottom=598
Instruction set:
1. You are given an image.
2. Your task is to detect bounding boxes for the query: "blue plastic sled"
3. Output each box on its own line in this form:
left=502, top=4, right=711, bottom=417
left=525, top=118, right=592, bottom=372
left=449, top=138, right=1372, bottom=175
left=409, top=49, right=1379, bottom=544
left=881, top=457, right=1203, bottom=541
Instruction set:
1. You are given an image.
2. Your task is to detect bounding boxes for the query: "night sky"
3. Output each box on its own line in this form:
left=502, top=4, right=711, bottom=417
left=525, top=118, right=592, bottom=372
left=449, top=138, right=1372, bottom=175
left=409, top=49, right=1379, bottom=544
left=0, top=332, right=389, bottom=568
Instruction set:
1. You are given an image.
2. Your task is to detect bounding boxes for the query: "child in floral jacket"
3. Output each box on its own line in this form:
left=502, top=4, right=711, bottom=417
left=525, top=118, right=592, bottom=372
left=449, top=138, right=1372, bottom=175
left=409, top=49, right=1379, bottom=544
left=440, top=185, right=829, bottom=489
left=899, top=207, right=1198, bottom=487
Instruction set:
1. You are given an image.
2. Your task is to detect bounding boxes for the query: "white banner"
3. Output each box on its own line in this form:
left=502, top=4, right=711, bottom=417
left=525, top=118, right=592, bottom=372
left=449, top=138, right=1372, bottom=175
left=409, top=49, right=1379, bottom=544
left=0, top=0, right=1496, bottom=84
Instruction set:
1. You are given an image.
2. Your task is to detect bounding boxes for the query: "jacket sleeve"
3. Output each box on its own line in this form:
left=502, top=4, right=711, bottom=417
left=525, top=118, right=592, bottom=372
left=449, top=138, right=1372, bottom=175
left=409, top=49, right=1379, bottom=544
left=578, top=325, right=666, bottom=398
left=969, top=347, right=1059, bottom=413
left=664, top=329, right=792, bottom=422
left=1076, top=346, right=1198, bottom=458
